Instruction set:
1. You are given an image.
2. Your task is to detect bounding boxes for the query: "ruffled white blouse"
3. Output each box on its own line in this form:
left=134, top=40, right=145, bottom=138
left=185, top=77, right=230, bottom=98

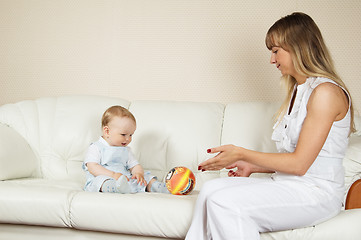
left=271, top=77, right=351, bottom=184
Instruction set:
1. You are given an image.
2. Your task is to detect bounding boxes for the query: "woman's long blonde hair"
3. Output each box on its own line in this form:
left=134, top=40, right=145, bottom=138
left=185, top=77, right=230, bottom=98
left=265, top=12, right=355, bottom=133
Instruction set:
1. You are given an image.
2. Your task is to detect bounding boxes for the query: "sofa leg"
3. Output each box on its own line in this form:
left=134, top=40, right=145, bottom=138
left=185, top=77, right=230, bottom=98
left=345, top=179, right=361, bottom=210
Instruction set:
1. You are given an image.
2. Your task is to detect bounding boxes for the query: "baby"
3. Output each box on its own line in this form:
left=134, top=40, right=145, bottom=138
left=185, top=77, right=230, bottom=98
left=83, top=105, right=169, bottom=194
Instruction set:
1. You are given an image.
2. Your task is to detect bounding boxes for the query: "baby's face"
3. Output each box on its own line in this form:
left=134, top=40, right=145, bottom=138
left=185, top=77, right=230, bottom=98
left=103, top=116, right=136, bottom=147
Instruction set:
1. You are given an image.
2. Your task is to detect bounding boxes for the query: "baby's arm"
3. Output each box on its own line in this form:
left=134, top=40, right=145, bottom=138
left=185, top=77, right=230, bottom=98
left=87, top=162, right=127, bottom=181
left=130, top=164, right=146, bottom=186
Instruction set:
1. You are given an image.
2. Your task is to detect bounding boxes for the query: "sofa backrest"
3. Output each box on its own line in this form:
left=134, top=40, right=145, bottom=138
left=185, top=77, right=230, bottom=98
left=0, top=96, right=130, bottom=181
left=0, top=96, right=278, bottom=188
left=0, top=96, right=360, bottom=191
left=129, top=100, right=224, bottom=188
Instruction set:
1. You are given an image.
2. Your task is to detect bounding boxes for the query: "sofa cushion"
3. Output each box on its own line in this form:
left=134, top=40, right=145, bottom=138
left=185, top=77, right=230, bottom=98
left=259, top=209, right=361, bottom=240
left=129, top=100, right=225, bottom=188
left=0, top=96, right=131, bottom=181
left=0, top=123, right=37, bottom=180
left=216, top=102, right=279, bottom=177
left=70, top=191, right=198, bottom=238
left=221, top=102, right=279, bottom=152
left=0, top=179, right=82, bottom=227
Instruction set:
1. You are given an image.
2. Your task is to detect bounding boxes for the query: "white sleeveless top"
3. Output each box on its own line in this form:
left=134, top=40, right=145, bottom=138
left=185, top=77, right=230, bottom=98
left=271, top=77, right=351, bottom=186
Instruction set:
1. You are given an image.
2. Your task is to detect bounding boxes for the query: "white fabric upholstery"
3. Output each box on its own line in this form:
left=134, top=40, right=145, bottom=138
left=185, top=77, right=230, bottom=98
left=0, top=123, right=37, bottom=180
left=129, top=100, right=225, bottom=189
left=0, top=179, right=82, bottom=227
left=0, top=96, right=130, bottom=181
left=0, top=95, right=360, bottom=239
left=221, top=102, right=279, bottom=152
left=70, top=192, right=198, bottom=238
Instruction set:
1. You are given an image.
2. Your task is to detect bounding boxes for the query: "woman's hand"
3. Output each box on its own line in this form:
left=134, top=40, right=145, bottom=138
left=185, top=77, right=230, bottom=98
left=198, top=145, right=242, bottom=171
left=226, top=161, right=253, bottom=177
left=226, top=160, right=275, bottom=177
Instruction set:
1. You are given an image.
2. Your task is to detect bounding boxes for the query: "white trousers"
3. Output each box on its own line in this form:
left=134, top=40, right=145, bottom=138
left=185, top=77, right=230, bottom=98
left=185, top=176, right=342, bottom=240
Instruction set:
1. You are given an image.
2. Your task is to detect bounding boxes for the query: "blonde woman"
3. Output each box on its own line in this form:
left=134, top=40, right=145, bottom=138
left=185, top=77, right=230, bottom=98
left=186, top=12, right=355, bottom=240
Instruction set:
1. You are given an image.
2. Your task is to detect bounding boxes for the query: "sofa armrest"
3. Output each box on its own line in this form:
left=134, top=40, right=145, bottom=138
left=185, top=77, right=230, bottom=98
left=345, top=179, right=361, bottom=210
left=0, top=123, right=37, bottom=180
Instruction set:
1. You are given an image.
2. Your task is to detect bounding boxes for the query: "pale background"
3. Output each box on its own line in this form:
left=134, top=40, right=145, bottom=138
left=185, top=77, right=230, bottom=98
left=0, top=0, right=360, bottom=113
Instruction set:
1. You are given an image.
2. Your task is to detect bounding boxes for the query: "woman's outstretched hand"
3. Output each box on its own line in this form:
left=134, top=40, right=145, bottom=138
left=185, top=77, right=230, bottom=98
left=198, top=145, right=241, bottom=171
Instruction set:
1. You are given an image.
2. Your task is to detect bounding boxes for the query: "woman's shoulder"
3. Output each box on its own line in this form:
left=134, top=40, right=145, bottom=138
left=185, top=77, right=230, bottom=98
left=313, top=81, right=342, bottom=94
left=307, top=77, right=345, bottom=100
left=308, top=79, right=349, bottom=119
left=308, top=77, right=336, bottom=88
left=312, top=77, right=346, bottom=97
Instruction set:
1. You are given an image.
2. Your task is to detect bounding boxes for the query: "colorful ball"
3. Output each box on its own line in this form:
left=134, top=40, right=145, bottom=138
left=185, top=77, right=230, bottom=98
left=165, top=166, right=196, bottom=195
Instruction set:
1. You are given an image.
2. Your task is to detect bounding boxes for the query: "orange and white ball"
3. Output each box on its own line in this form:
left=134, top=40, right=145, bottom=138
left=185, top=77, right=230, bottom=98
left=165, top=167, right=196, bottom=195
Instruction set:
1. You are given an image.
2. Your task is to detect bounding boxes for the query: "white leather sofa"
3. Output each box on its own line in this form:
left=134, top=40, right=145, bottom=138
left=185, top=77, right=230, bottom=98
left=1, top=95, right=361, bottom=240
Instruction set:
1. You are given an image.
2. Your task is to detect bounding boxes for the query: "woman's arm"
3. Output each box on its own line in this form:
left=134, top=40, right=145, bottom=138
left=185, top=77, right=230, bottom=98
left=200, top=83, right=348, bottom=175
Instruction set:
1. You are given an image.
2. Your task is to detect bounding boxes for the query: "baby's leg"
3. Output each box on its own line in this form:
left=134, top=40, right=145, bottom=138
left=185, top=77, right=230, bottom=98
left=127, top=178, right=146, bottom=193
left=100, top=175, right=131, bottom=194
left=146, top=178, right=156, bottom=192
left=101, top=179, right=117, bottom=193
left=126, top=171, right=168, bottom=193
left=85, top=175, right=112, bottom=192
left=147, top=178, right=170, bottom=193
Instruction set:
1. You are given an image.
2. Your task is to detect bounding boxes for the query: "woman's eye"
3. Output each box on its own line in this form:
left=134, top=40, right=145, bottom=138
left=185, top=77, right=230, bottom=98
left=272, top=48, right=278, bottom=54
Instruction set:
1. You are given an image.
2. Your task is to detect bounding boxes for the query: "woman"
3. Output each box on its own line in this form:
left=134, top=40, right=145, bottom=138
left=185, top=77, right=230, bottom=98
left=186, top=12, right=355, bottom=240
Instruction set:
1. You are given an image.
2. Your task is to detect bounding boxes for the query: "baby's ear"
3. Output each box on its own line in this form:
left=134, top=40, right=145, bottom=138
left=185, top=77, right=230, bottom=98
left=103, top=126, right=110, bottom=135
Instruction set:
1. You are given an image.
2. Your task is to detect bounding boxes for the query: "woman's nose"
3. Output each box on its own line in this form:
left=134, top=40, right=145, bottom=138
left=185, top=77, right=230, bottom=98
left=270, top=54, right=276, bottom=64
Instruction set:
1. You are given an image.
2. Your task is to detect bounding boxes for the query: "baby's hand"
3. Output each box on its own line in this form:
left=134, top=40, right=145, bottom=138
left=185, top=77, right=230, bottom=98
left=132, top=173, right=146, bottom=186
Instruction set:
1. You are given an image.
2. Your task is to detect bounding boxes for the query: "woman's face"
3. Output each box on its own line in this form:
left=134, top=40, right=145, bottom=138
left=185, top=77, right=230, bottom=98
left=270, top=46, right=295, bottom=77
left=270, top=46, right=307, bottom=84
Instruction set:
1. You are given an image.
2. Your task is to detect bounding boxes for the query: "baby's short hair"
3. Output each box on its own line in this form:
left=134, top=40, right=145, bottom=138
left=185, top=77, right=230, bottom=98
left=101, top=105, right=136, bottom=127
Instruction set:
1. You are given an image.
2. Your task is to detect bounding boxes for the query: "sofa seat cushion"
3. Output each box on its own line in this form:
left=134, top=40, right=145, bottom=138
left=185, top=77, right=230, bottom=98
left=70, top=191, right=198, bottom=239
left=0, top=179, right=82, bottom=227
left=258, top=209, right=361, bottom=240
left=0, top=223, right=169, bottom=240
